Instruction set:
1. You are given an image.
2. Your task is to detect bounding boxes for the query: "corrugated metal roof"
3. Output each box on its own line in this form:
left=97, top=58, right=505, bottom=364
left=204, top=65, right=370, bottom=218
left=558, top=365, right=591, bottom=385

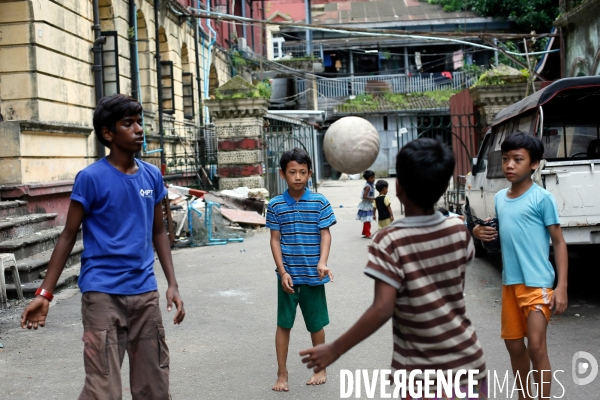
left=265, top=112, right=312, bottom=126
left=314, top=0, right=478, bottom=25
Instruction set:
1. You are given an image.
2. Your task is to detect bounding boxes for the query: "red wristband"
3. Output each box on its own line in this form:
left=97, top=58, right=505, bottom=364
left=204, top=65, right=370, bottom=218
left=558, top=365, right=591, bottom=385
left=35, top=288, right=54, bottom=301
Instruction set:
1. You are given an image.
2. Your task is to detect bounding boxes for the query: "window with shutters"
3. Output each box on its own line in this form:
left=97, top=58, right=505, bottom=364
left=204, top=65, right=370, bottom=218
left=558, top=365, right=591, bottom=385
left=160, top=61, right=175, bottom=114
left=182, top=72, right=194, bottom=119
left=101, top=31, right=120, bottom=96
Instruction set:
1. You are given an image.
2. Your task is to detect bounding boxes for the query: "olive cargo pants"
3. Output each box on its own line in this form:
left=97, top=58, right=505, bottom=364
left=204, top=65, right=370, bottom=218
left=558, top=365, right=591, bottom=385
left=78, top=291, right=170, bottom=400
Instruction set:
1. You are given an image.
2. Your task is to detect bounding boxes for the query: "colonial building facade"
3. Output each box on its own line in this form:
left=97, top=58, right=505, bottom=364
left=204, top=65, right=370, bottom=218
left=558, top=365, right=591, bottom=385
left=0, top=0, right=232, bottom=187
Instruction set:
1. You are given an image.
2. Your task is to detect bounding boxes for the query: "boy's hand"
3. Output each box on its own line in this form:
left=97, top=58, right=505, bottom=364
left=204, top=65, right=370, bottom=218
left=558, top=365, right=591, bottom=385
left=281, top=272, right=294, bottom=294
left=166, top=286, right=185, bottom=324
left=472, top=222, right=497, bottom=242
left=21, top=297, right=50, bottom=330
left=317, top=262, right=334, bottom=281
left=551, top=286, right=568, bottom=314
left=300, top=343, right=340, bottom=373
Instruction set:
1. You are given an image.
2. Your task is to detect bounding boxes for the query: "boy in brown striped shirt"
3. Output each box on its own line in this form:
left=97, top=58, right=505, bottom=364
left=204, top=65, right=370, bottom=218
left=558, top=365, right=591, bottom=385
left=300, top=138, right=487, bottom=399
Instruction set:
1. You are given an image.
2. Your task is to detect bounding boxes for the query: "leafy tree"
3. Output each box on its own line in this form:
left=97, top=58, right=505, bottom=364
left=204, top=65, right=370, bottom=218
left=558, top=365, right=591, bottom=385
left=424, top=0, right=559, bottom=32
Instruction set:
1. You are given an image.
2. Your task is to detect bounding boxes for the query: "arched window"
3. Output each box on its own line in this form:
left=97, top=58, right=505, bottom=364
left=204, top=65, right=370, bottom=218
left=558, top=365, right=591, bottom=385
left=136, top=10, right=154, bottom=112
left=209, top=64, right=219, bottom=97
left=99, top=0, right=119, bottom=95
left=181, top=43, right=195, bottom=120
left=159, top=27, right=174, bottom=114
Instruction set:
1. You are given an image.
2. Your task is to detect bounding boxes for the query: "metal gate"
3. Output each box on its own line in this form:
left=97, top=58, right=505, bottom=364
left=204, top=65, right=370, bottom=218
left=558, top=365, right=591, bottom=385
left=395, top=110, right=483, bottom=174
left=161, top=122, right=218, bottom=191
left=263, top=114, right=319, bottom=197
left=394, top=108, right=484, bottom=213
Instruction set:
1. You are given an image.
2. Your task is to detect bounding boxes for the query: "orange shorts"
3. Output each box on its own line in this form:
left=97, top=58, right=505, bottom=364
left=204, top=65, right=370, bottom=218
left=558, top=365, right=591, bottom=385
left=501, top=284, right=553, bottom=340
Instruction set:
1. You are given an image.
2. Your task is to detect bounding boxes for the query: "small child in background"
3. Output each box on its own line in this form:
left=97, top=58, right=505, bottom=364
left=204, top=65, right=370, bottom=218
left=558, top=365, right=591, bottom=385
left=356, top=170, right=376, bottom=238
left=373, top=180, right=394, bottom=229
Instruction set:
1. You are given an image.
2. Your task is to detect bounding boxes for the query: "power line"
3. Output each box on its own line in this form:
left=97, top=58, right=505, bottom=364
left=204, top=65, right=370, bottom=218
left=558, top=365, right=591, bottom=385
left=188, top=8, right=559, bottom=57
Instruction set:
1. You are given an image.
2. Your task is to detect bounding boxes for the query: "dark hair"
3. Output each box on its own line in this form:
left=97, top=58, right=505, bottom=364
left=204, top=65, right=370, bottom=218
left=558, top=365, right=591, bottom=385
left=501, top=131, right=544, bottom=164
left=93, top=94, right=143, bottom=148
left=363, top=170, right=375, bottom=180
left=396, top=138, right=455, bottom=209
left=375, top=180, right=388, bottom=192
left=279, top=147, right=312, bottom=171
left=437, top=207, right=450, bottom=217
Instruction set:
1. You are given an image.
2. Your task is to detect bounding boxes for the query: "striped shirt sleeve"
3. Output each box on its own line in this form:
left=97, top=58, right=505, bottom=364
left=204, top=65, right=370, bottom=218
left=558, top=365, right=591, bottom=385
left=466, top=232, right=475, bottom=262
left=266, top=201, right=280, bottom=231
left=365, top=236, right=404, bottom=290
left=317, top=198, right=337, bottom=229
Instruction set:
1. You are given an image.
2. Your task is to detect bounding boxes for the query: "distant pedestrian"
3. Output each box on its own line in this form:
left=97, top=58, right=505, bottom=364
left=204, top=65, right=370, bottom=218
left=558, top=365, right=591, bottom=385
left=357, top=170, right=376, bottom=238
left=21, top=94, right=185, bottom=400
left=473, top=131, right=568, bottom=398
left=373, top=179, right=394, bottom=230
left=266, top=148, right=336, bottom=392
left=300, top=138, right=488, bottom=399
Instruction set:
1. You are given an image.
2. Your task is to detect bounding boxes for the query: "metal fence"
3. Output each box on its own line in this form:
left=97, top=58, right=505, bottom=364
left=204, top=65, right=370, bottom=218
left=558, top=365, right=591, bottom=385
left=281, top=43, right=324, bottom=60
left=162, top=121, right=218, bottom=191
left=395, top=111, right=483, bottom=212
left=296, top=71, right=478, bottom=99
left=263, top=114, right=319, bottom=197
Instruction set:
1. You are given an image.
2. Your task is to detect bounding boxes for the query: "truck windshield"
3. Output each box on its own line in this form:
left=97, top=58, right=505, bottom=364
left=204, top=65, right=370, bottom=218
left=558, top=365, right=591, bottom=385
left=542, top=125, right=600, bottom=160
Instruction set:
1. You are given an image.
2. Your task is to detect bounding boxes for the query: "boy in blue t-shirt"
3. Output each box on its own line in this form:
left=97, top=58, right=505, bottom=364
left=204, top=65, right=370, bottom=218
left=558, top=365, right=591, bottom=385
left=21, top=94, right=185, bottom=399
left=474, top=131, right=568, bottom=399
left=267, top=148, right=336, bottom=392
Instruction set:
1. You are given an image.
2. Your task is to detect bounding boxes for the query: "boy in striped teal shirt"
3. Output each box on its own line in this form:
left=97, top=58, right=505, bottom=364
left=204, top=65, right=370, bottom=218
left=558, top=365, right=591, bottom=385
left=267, top=148, right=336, bottom=392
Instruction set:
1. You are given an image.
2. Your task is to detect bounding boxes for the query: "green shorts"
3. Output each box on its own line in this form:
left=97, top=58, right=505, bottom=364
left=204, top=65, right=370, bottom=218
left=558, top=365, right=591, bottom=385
left=277, top=281, right=329, bottom=332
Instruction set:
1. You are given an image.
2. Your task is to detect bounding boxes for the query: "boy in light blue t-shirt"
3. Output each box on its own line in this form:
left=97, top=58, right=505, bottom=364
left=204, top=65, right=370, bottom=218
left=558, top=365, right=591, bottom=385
left=474, top=131, right=568, bottom=399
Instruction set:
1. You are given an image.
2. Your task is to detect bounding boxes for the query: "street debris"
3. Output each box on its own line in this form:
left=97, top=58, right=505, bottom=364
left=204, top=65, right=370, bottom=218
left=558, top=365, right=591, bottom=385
left=220, top=209, right=266, bottom=226
left=166, top=184, right=269, bottom=247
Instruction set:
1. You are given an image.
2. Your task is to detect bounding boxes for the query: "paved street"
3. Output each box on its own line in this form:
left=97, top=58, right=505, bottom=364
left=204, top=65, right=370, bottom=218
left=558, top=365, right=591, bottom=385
left=1, top=179, right=599, bottom=399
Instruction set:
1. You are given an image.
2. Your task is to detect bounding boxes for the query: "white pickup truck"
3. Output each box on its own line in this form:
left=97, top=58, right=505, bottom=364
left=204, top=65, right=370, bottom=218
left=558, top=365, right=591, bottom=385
left=465, top=76, right=600, bottom=255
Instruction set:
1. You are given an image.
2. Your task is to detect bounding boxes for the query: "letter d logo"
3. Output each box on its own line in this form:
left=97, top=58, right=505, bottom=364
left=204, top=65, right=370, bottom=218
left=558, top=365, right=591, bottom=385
left=572, top=351, right=598, bottom=386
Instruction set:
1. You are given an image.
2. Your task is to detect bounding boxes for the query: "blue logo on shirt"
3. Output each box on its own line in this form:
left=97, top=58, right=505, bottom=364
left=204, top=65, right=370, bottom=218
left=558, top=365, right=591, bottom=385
left=139, top=189, right=153, bottom=197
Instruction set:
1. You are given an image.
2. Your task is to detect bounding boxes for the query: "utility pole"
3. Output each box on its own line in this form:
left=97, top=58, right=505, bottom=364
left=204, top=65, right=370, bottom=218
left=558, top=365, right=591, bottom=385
left=494, top=38, right=499, bottom=66
left=349, top=50, right=354, bottom=95
left=154, top=0, right=165, bottom=167
left=304, top=0, right=312, bottom=56
left=260, top=23, right=264, bottom=76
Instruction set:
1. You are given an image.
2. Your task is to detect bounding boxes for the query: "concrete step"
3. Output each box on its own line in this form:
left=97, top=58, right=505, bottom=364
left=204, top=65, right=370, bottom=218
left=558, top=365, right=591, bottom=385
left=0, top=200, right=28, bottom=218
left=0, top=213, right=58, bottom=241
left=4, top=240, right=84, bottom=284
left=5, top=262, right=80, bottom=298
left=0, top=226, right=80, bottom=260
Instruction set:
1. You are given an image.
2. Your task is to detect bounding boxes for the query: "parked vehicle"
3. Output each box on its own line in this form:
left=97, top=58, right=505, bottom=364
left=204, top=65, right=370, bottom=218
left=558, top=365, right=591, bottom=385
left=465, top=76, right=600, bottom=255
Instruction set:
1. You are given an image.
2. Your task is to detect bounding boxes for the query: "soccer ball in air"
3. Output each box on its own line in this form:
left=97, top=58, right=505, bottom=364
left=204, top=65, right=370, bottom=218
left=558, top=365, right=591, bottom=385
left=323, top=117, right=380, bottom=174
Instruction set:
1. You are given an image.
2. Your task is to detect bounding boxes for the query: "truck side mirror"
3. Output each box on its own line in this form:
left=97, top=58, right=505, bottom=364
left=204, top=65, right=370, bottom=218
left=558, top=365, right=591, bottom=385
left=472, top=158, right=478, bottom=171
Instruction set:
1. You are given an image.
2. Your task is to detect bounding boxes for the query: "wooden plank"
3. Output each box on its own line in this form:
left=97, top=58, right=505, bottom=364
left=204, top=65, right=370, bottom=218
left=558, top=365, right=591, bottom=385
left=220, top=209, right=266, bottom=226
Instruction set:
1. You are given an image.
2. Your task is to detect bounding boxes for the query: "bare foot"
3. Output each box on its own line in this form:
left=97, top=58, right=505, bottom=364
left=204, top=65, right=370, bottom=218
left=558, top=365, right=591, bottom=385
left=306, top=369, right=327, bottom=385
left=272, top=372, right=289, bottom=392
